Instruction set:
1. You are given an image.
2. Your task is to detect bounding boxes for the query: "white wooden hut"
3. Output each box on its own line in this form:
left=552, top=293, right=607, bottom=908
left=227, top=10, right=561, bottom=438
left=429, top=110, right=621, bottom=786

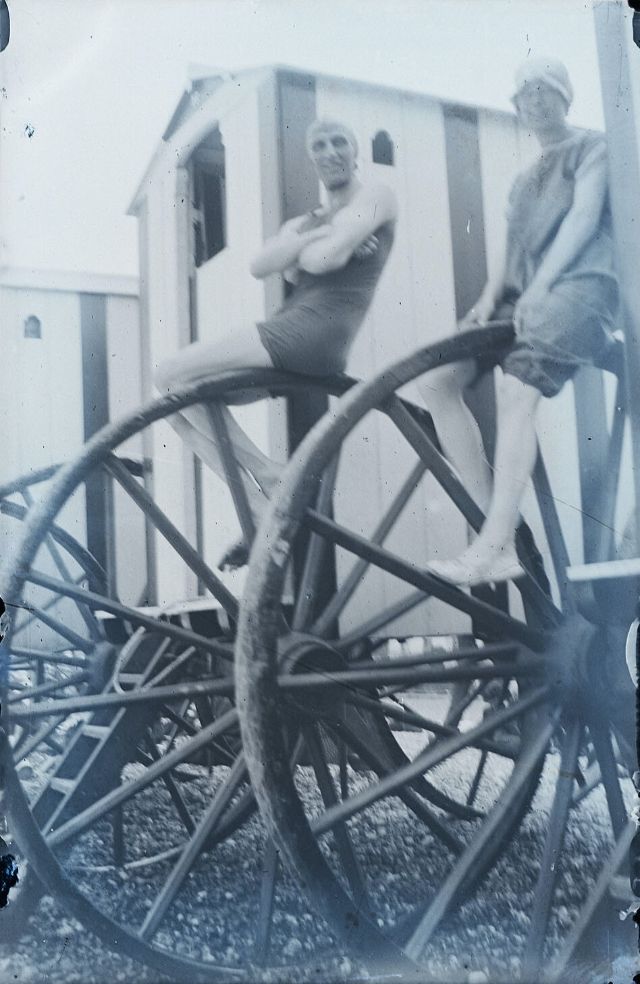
left=0, top=268, right=144, bottom=604
left=128, top=65, right=632, bottom=630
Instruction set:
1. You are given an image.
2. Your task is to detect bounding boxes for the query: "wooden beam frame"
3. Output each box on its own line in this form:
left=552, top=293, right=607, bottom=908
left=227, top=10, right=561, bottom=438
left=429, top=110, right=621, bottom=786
left=595, top=1, right=640, bottom=543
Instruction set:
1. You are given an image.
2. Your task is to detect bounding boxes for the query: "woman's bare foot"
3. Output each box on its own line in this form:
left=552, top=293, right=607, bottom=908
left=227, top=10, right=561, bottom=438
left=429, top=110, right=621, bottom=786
left=218, top=468, right=282, bottom=572
left=427, top=538, right=524, bottom=587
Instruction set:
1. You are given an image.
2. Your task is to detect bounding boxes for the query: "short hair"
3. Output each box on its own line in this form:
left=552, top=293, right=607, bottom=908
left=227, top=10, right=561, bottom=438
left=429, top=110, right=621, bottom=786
left=305, top=118, right=358, bottom=157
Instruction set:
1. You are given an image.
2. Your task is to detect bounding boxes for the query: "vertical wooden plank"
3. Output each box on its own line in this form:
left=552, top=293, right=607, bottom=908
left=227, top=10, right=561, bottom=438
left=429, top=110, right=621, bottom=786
left=258, top=71, right=289, bottom=468
left=106, top=293, right=148, bottom=605
left=443, top=105, right=494, bottom=454
left=147, top=165, right=198, bottom=606
left=80, top=292, right=114, bottom=591
left=573, top=368, right=609, bottom=563
left=175, top=164, right=199, bottom=600
left=136, top=199, right=157, bottom=605
left=595, top=1, right=640, bottom=541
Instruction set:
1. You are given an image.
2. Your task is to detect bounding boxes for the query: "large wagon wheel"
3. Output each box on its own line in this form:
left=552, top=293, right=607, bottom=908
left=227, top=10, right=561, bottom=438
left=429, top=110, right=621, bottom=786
left=0, top=369, right=429, bottom=981
left=0, top=466, right=118, bottom=932
left=237, top=323, right=637, bottom=982
left=0, top=465, right=110, bottom=696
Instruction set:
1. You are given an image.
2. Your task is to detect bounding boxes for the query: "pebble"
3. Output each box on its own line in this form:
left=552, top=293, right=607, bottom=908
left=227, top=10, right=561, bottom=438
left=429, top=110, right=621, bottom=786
left=283, top=937, right=303, bottom=958
left=1, top=745, right=631, bottom=982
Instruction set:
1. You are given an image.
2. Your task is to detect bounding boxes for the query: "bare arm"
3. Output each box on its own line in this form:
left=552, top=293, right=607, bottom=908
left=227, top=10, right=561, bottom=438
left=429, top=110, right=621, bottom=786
left=461, top=251, right=508, bottom=325
left=250, top=216, right=332, bottom=279
left=297, top=183, right=397, bottom=275
left=462, top=178, right=519, bottom=325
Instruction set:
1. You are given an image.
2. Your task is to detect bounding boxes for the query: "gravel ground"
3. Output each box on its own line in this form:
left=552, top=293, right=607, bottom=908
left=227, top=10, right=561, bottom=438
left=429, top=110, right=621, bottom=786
left=1, top=699, right=638, bottom=984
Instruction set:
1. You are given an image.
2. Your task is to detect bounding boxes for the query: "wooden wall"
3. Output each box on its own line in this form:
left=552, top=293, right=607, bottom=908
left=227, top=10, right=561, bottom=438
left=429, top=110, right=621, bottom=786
left=1, top=283, right=144, bottom=607
left=137, top=69, right=633, bottom=624
left=106, top=293, right=148, bottom=605
left=313, top=78, right=629, bottom=630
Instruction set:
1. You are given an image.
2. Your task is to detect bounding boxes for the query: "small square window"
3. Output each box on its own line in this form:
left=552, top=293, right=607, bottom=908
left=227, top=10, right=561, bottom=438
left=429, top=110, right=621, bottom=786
left=372, top=130, right=395, bottom=166
left=24, top=315, right=42, bottom=339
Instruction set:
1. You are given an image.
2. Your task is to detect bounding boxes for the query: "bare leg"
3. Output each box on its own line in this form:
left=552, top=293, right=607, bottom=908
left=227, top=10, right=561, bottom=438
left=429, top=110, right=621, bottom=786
left=155, top=326, right=282, bottom=522
left=165, top=411, right=268, bottom=518
left=429, top=374, right=541, bottom=585
left=467, top=375, right=541, bottom=559
left=417, top=359, right=493, bottom=512
left=181, top=403, right=280, bottom=496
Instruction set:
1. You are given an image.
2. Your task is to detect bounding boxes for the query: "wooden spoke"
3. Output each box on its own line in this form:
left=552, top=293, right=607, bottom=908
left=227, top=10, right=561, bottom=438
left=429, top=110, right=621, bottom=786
left=0, top=462, right=59, bottom=498
left=302, top=509, right=544, bottom=649
left=12, top=716, right=66, bottom=763
left=317, top=713, right=465, bottom=855
left=385, top=398, right=561, bottom=626
left=311, top=460, right=427, bottom=636
left=11, top=575, right=97, bottom=644
left=344, top=640, right=519, bottom=671
left=586, top=715, right=628, bottom=839
left=105, top=454, right=239, bottom=620
left=338, top=739, right=349, bottom=800
left=43, top=707, right=238, bottom=849
left=545, top=820, right=636, bottom=983
left=157, top=703, right=199, bottom=739
left=142, top=734, right=196, bottom=836
left=9, top=675, right=235, bottom=723
left=139, top=753, right=248, bottom=940
left=17, top=602, right=94, bottom=654
left=465, top=750, right=488, bottom=807
left=203, top=403, right=256, bottom=547
left=8, top=669, right=91, bottom=704
left=7, top=648, right=88, bottom=668
left=334, top=590, right=429, bottom=651
left=532, top=451, right=575, bottom=612
left=23, top=569, right=233, bottom=660
left=445, top=679, right=490, bottom=727
left=280, top=655, right=546, bottom=694
left=309, top=687, right=550, bottom=839
left=144, top=647, right=197, bottom=688
left=253, top=840, right=280, bottom=965
left=341, top=689, right=516, bottom=763
left=20, top=485, right=103, bottom=640
left=403, top=708, right=561, bottom=959
left=292, top=455, right=340, bottom=631
left=571, top=759, right=602, bottom=807
left=521, top=716, right=583, bottom=981
left=303, top=722, right=370, bottom=905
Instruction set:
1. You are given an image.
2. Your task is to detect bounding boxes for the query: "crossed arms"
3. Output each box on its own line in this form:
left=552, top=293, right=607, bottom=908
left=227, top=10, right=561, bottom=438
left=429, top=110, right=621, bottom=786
left=250, top=182, right=397, bottom=281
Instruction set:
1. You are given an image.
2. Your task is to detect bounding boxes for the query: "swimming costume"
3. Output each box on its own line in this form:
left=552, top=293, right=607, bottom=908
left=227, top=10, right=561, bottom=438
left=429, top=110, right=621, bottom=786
left=474, top=129, right=619, bottom=396
left=257, top=212, right=394, bottom=376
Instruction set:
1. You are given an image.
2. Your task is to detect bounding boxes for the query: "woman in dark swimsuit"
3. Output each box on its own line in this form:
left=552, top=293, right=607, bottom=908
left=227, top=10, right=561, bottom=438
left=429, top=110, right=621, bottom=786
left=155, top=119, right=397, bottom=559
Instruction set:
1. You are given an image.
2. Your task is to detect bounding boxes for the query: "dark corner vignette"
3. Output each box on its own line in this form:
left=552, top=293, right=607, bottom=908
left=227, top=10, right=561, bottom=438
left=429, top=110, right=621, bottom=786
left=630, top=1, right=640, bottom=48
left=634, top=615, right=640, bottom=958
left=0, top=596, right=18, bottom=909
left=0, top=1, right=8, bottom=53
